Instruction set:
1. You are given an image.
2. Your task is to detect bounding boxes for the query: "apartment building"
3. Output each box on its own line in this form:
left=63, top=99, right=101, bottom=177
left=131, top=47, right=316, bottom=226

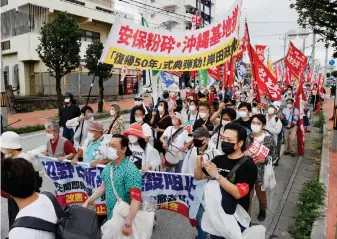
left=141, top=0, right=215, bottom=31
left=0, top=0, right=134, bottom=96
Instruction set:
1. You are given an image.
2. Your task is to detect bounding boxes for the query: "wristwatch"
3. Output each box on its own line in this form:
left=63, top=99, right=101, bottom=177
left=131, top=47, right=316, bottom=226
left=214, top=174, right=222, bottom=180
left=124, top=222, right=132, bottom=228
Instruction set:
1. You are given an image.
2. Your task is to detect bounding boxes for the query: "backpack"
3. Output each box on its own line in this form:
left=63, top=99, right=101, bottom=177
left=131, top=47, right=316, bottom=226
left=10, top=191, right=102, bottom=239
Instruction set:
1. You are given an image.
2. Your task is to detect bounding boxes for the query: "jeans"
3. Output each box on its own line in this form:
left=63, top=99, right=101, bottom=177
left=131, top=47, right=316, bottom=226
left=196, top=205, right=208, bottom=239
left=175, top=160, right=184, bottom=173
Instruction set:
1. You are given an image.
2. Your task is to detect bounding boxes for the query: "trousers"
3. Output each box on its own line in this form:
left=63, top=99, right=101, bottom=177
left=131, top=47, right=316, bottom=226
left=284, top=126, right=297, bottom=154
left=248, top=184, right=267, bottom=215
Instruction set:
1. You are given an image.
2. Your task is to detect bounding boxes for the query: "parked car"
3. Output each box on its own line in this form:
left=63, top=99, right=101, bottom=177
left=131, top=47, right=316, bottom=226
left=142, top=84, right=152, bottom=93
left=326, top=77, right=336, bottom=86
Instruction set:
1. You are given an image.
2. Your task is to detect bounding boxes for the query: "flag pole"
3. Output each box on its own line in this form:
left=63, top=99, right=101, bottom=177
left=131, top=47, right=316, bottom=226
left=245, top=21, right=260, bottom=102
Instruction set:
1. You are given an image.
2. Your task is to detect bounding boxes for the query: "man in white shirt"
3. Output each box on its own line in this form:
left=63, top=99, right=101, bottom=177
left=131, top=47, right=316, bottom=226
left=133, top=105, right=153, bottom=143
left=265, top=102, right=283, bottom=144
left=2, top=158, right=57, bottom=239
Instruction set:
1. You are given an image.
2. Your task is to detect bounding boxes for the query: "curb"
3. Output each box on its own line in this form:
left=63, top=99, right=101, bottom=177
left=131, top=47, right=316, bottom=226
left=310, top=123, right=330, bottom=239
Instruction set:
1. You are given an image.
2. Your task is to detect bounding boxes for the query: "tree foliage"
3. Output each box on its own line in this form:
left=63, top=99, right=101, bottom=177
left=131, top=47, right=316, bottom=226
left=84, top=41, right=113, bottom=112
left=37, top=12, right=82, bottom=109
left=290, top=0, right=337, bottom=58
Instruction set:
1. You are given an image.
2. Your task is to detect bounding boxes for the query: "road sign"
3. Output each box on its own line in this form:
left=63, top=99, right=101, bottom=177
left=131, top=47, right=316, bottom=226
left=329, top=59, right=335, bottom=66
left=298, top=29, right=310, bottom=39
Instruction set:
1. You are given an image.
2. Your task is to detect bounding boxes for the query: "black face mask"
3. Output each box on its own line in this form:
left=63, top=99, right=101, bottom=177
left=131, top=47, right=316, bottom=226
left=193, top=139, right=204, bottom=148
left=252, top=103, right=257, bottom=107
left=221, top=141, right=237, bottom=155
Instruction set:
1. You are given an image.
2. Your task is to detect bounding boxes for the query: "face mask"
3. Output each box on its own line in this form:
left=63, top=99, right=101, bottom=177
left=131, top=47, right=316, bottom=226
left=268, top=107, right=275, bottom=115
left=158, top=106, right=164, bottom=113
left=193, top=138, right=204, bottom=148
left=135, top=101, right=142, bottom=106
left=110, top=110, right=115, bottom=116
left=237, top=111, right=248, bottom=118
left=189, top=105, right=196, bottom=112
left=221, top=141, right=237, bottom=155
left=222, top=120, right=231, bottom=126
left=64, top=98, right=70, bottom=103
left=128, top=135, right=138, bottom=144
left=86, top=113, right=93, bottom=120
left=287, top=91, right=291, bottom=94
left=46, top=133, right=54, bottom=140
left=199, top=112, right=207, bottom=119
left=87, top=132, right=94, bottom=140
left=287, top=104, right=293, bottom=109
left=172, top=119, right=179, bottom=125
left=135, top=117, right=143, bottom=123
left=251, top=124, right=262, bottom=133
left=107, top=148, right=118, bottom=161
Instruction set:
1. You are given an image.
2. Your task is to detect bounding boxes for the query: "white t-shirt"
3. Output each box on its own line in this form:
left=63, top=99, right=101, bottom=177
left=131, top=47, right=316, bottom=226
left=142, top=123, right=152, bottom=138
left=9, top=194, right=57, bottom=239
left=163, top=126, right=189, bottom=149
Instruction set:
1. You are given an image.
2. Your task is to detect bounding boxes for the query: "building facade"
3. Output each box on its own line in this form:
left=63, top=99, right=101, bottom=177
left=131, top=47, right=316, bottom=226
left=141, top=0, right=215, bottom=31
left=1, top=0, right=135, bottom=96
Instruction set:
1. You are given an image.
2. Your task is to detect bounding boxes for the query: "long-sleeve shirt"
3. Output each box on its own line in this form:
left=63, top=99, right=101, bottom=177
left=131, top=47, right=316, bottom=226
left=265, top=115, right=283, bottom=143
left=59, top=104, right=81, bottom=127
left=282, top=107, right=299, bottom=127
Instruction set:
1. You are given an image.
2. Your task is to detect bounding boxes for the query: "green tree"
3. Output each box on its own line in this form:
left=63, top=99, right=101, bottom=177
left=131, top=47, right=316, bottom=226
left=290, top=1, right=337, bottom=58
left=37, top=12, right=82, bottom=110
left=84, top=41, right=112, bottom=112
left=332, top=71, right=337, bottom=78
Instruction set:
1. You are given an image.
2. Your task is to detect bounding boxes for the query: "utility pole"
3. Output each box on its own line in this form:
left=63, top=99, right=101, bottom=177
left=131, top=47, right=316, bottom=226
left=280, top=33, right=287, bottom=59
left=323, top=46, right=329, bottom=83
left=311, top=34, right=316, bottom=67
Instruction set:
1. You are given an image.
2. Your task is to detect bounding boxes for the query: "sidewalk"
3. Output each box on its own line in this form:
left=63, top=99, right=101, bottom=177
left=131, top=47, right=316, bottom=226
left=7, top=97, right=149, bottom=128
left=322, top=98, right=337, bottom=239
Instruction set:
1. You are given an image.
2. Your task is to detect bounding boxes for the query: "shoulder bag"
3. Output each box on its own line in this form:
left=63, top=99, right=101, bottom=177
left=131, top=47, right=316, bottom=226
left=101, top=167, right=154, bottom=239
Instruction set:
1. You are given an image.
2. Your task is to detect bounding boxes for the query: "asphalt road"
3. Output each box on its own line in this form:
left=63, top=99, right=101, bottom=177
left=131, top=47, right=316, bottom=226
left=1, top=114, right=289, bottom=239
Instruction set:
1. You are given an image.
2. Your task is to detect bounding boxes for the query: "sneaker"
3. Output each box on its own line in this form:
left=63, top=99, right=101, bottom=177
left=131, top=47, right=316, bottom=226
left=257, top=210, right=266, bottom=221
left=284, top=151, right=290, bottom=155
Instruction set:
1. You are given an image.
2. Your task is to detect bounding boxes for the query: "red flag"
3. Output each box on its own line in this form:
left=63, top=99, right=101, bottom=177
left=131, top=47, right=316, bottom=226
left=236, top=22, right=249, bottom=59
left=318, top=74, right=325, bottom=96
left=192, top=14, right=202, bottom=30
left=294, top=79, right=306, bottom=156
left=306, top=66, right=312, bottom=83
left=208, top=65, right=221, bottom=80
left=249, top=44, right=282, bottom=101
left=223, top=61, right=235, bottom=89
left=284, top=42, right=308, bottom=77
left=285, top=66, right=292, bottom=86
left=255, top=45, right=267, bottom=62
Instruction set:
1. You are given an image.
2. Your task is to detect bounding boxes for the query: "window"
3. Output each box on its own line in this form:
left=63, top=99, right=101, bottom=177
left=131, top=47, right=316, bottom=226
left=3, top=66, right=9, bottom=86
left=64, top=0, right=85, bottom=6
left=1, top=0, right=8, bottom=7
left=1, top=41, right=10, bottom=50
left=96, top=6, right=113, bottom=14
left=81, top=30, right=100, bottom=42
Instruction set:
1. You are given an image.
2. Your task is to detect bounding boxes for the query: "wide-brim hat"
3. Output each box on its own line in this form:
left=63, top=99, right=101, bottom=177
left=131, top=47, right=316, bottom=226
left=0, top=131, right=22, bottom=149
left=124, top=123, right=145, bottom=139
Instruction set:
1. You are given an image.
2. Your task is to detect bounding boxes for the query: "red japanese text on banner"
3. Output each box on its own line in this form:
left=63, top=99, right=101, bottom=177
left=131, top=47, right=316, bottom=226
left=101, top=0, right=242, bottom=71
left=208, top=65, right=221, bottom=80
left=284, top=42, right=307, bottom=77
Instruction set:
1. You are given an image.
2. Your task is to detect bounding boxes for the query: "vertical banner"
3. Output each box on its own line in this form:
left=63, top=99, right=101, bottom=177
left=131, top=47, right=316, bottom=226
left=294, top=80, right=306, bottom=156
left=255, top=45, right=266, bottom=62
left=284, top=42, right=308, bottom=78
left=198, top=69, right=209, bottom=89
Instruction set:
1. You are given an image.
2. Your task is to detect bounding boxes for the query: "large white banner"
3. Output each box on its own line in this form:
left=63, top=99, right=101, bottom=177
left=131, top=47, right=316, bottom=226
left=39, top=156, right=197, bottom=219
left=101, top=0, right=242, bottom=71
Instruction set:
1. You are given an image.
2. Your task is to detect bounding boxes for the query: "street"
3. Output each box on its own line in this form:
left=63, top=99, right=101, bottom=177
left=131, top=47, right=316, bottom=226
left=1, top=114, right=298, bottom=239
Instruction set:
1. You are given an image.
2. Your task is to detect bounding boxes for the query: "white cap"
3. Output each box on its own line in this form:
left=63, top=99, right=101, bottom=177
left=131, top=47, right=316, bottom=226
left=272, top=101, right=281, bottom=111
left=0, top=131, right=22, bottom=149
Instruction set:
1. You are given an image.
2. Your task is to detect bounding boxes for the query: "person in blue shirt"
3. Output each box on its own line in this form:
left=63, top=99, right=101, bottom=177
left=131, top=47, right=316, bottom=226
left=282, top=98, right=299, bottom=157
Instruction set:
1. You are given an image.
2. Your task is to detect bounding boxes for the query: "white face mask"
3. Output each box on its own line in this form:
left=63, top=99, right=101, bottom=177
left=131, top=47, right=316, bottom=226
left=86, top=113, right=94, bottom=120
left=268, top=107, right=275, bottom=115
left=135, top=101, right=142, bottom=106
left=110, top=110, right=115, bottom=116
left=128, top=135, right=138, bottom=144
left=222, top=120, right=231, bottom=126
left=172, top=119, right=179, bottom=125
left=107, top=148, right=118, bottom=161
left=46, top=133, right=54, bottom=140
left=64, top=98, right=70, bottom=103
left=199, top=112, right=207, bottom=119
left=237, top=111, right=248, bottom=118
left=135, top=117, right=143, bottom=123
left=251, top=125, right=262, bottom=133
left=87, top=132, right=94, bottom=140
left=189, top=105, right=196, bottom=112
left=287, top=91, right=291, bottom=94
left=287, top=104, right=293, bottom=109
left=158, top=106, right=164, bottom=113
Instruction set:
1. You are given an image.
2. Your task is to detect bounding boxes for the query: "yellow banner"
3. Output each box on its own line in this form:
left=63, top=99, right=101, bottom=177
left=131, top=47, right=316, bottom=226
left=104, top=38, right=239, bottom=71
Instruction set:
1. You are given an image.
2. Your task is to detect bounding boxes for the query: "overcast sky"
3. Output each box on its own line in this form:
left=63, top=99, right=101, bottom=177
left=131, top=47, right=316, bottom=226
left=115, top=0, right=335, bottom=69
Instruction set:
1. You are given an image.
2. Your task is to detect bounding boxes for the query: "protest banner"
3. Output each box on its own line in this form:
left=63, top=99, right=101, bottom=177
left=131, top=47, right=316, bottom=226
left=100, top=0, right=242, bottom=71
left=38, top=156, right=196, bottom=219
left=255, top=45, right=266, bottom=62
left=284, top=42, right=307, bottom=78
